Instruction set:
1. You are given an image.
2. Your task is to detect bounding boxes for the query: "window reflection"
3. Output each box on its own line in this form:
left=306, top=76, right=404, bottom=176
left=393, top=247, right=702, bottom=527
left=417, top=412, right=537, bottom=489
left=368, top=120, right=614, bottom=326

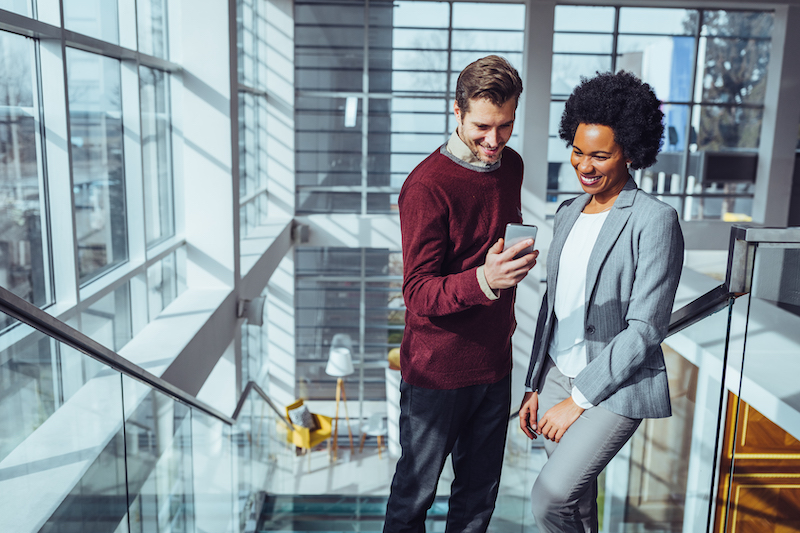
left=147, top=250, right=184, bottom=321
left=297, top=1, right=525, bottom=214
left=295, top=248, right=403, bottom=401
left=549, top=5, right=773, bottom=222
left=0, top=0, right=30, bottom=16
left=0, top=323, right=55, bottom=464
left=81, top=282, right=132, bottom=352
left=140, top=66, right=174, bottom=246
left=67, top=48, right=128, bottom=282
left=0, top=32, right=49, bottom=330
left=63, top=0, right=120, bottom=44
left=137, top=0, right=169, bottom=59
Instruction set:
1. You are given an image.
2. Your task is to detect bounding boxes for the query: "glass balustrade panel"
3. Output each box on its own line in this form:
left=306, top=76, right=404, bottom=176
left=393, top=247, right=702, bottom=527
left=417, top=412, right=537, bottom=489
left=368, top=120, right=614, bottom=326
left=0, top=310, right=128, bottom=533
left=122, top=374, right=195, bottom=533
left=585, top=295, right=747, bottom=533
left=722, top=243, right=800, bottom=533
left=191, top=409, right=235, bottom=532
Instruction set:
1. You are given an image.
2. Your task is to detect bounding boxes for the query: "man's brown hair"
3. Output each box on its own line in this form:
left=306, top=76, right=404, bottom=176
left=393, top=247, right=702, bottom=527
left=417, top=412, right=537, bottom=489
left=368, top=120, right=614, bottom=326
left=455, top=55, right=523, bottom=114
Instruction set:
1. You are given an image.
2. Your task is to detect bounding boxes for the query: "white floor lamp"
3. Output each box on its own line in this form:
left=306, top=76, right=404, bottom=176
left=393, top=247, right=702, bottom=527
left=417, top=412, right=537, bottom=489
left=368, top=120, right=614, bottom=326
left=326, top=333, right=355, bottom=460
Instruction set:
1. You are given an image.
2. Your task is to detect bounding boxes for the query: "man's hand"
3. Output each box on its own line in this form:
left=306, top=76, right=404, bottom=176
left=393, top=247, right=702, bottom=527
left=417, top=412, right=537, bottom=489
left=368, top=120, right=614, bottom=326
left=519, top=390, right=539, bottom=440
left=484, top=238, right=538, bottom=290
left=538, top=397, right=585, bottom=443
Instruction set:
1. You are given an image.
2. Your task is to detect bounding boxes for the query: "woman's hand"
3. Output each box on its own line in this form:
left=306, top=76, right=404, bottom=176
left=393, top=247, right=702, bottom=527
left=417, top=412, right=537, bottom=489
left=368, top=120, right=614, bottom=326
left=519, top=391, right=539, bottom=440
left=538, top=397, right=585, bottom=443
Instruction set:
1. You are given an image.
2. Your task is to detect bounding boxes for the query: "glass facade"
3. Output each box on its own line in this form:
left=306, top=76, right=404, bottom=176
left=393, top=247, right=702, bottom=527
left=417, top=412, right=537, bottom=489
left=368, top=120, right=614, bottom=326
left=548, top=6, right=773, bottom=221
left=140, top=65, right=175, bottom=247
left=295, top=0, right=525, bottom=215
left=295, top=247, right=403, bottom=400
left=0, top=31, right=49, bottom=330
left=67, top=48, right=128, bottom=282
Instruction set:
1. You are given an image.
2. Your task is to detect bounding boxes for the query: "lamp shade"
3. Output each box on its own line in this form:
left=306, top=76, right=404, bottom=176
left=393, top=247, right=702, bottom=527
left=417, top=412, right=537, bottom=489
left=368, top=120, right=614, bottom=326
left=326, top=333, right=355, bottom=377
left=326, top=347, right=354, bottom=377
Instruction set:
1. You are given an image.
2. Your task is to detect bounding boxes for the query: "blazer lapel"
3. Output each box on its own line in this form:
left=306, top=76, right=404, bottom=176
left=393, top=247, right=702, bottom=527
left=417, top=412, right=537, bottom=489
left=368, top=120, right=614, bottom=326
left=584, top=178, right=638, bottom=308
left=549, top=194, right=590, bottom=310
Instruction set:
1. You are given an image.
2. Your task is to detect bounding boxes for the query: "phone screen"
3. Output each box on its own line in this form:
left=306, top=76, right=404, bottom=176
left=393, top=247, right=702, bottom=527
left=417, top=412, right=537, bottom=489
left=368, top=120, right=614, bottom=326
left=503, top=223, right=537, bottom=259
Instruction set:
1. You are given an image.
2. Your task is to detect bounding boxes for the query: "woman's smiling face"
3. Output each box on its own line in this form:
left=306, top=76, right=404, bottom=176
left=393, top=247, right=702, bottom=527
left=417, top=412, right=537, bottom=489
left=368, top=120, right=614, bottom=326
left=570, top=123, right=631, bottom=204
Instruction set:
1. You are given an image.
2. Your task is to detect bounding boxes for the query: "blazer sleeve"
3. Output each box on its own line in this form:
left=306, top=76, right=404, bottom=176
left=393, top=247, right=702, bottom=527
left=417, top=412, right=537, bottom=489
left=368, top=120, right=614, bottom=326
left=573, top=206, right=684, bottom=406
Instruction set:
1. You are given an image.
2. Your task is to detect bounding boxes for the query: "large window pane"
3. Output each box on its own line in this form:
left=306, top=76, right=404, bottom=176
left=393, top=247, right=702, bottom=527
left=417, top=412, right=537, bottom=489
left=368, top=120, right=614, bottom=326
left=81, top=282, right=132, bottom=352
left=295, top=248, right=402, bottom=400
left=393, top=1, right=449, bottom=28
left=617, top=35, right=695, bottom=101
left=548, top=6, right=772, bottom=221
left=619, top=8, right=698, bottom=35
left=67, top=48, right=128, bottom=281
left=137, top=0, right=169, bottom=59
left=147, top=250, right=184, bottom=320
left=140, top=66, right=174, bottom=246
left=297, top=1, right=525, bottom=214
left=0, top=32, right=49, bottom=324
left=551, top=54, right=612, bottom=96
left=695, top=105, right=764, bottom=151
left=63, top=0, right=119, bottom=44
left=452, top=2, right=524, bottom=30
left=554, top=33, right=614, bottom=54
left=698, top=36, right=770, bottom=105
left=0, top=0, right=30, bottom=16
left=554, top=5, right=615, bottom=33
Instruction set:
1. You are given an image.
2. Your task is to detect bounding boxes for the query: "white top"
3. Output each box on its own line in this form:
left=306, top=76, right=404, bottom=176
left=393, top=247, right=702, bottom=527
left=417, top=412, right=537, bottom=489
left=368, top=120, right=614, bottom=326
left=549, top=210, right=610, bottom=408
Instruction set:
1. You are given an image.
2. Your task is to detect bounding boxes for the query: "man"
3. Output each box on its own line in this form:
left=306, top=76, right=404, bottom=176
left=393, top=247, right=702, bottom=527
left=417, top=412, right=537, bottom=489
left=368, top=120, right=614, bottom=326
left=384, top=55, right=537, bottom=533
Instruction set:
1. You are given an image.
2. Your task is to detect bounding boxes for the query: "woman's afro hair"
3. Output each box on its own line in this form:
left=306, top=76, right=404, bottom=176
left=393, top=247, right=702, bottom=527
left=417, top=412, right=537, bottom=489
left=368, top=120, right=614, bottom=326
left=559, top=71, right=665, bottom=170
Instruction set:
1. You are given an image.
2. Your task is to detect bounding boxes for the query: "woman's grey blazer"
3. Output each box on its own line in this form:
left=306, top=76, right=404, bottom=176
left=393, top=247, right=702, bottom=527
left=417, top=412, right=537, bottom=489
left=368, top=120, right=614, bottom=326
left=524, top=177, right=684, bottom=419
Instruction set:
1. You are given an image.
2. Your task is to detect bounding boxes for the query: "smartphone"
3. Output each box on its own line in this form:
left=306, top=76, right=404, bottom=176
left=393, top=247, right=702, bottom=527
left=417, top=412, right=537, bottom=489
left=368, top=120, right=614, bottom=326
left=503, top=223, right=537, bottom=259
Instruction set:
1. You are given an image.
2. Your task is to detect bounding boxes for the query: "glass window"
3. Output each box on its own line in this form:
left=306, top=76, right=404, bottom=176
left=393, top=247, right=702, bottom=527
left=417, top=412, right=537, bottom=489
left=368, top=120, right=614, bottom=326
left=67, top=48, right=128, bottom=282
left=698, top=36, right=770, bottom=105
left=549, top=5, right=773, bottom=222
left=452, top=2, right=525, bottom=30
left=295, top=248, right=403, bottom=400
left=0, top=32, right=50, bottom=324
left=554, top=6, right=615, bottom=33
left=63, top=0, right=120, bottom=44
left=553, top=33, right=614, bottom=54
left=137, top=0, right=169, bottom=59
left=0, top=0, right=31, bottom=16
left=393, top=1, right=449, bottom=29
left=297, top=1, right=525, bottom=214
left=81, top=282, right=132, bottom=352
left=619, top=8, right=698, bottom=35
left=140, top=66, right=174, bottom=246
left=147, top=250, right=183, bottom=320
left=551, top=54, right=613, bottom=96
left=0, top=323, right=55, bottom=463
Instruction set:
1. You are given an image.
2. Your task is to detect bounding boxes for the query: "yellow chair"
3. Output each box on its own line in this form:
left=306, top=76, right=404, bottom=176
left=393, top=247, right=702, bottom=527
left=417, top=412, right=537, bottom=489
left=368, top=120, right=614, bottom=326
left=285, top=399, right=333, bottom=469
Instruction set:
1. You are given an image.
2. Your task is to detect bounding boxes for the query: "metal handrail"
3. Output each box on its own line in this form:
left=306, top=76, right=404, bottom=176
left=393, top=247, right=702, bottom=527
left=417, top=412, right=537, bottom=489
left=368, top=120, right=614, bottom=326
left=0, top=285, right=288, bottom=428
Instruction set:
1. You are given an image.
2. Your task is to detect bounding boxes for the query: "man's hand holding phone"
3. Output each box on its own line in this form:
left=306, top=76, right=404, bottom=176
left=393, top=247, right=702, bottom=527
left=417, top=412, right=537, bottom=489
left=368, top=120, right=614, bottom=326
left=484, top=223, right=538, bottom=290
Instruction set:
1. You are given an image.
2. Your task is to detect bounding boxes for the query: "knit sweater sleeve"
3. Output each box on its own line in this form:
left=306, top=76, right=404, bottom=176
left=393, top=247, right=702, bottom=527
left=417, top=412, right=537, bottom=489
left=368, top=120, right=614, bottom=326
left=400, top=181, right=492, bottom=318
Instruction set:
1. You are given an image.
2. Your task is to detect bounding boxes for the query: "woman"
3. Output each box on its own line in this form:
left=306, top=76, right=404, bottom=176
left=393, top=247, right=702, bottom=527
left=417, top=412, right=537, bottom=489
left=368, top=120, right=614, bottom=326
left=519, top=71, right=684, bottom=533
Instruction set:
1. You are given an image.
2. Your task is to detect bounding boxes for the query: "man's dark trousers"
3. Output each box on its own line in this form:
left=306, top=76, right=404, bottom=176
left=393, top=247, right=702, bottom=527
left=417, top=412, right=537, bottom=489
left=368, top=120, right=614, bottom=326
left=383, top=373, right=511, bottom=533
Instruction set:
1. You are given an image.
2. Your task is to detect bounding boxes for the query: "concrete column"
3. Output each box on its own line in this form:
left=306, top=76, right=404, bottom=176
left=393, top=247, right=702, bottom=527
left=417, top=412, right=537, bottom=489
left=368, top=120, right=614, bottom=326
left=752, top=5, right=800, bottom=226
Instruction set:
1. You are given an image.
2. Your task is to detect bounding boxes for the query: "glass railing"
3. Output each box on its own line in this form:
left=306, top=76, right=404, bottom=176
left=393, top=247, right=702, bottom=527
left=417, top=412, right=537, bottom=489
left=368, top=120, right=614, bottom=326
left=0, top=288, right=288, bottom=533
left=718, top=229, right=800, bottom=533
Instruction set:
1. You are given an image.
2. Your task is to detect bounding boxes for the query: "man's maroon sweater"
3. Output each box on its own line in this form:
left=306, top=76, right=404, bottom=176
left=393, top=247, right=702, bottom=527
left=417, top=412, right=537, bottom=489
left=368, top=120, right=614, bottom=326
left=399, top=145, right=524, bottom=389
